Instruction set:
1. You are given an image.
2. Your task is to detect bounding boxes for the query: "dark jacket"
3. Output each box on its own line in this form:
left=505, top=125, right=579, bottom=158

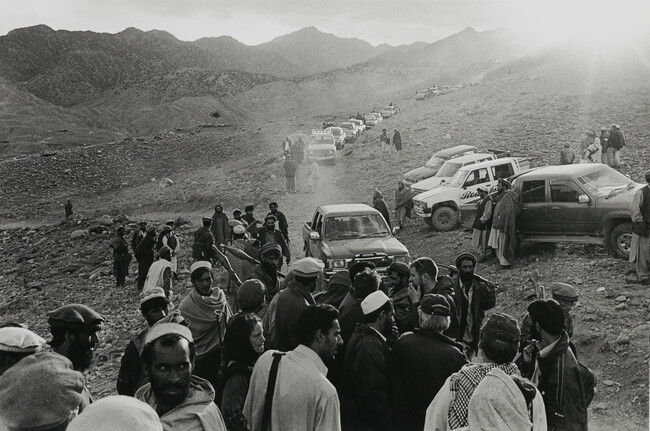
left=134, top=234, right=155, bottom=265
left=426, top=275, right=460, bottom=339
left=314, top=283, right=349, bottom=309
left=273, top=280, right=315, bottom=351
left=518, top=331, right=595, bottom=431
left=257, top=228, right=290, bottom=261
left=343, top=324, right=400, bottom=431
left=131, top=229, right=145, bottom=254
left=245, top=264, right=280, bottom=302
left=116, top=328, right=148, bottom=396
left=192, top=227, right=215, bottom=261
left=328, top=301, right=365, bottom=391
left=392, top=329, right=468, bottom=431
left=472, top=196, right=493, bottom=231
left=608, top=129, right=625, bottom=150
left=449, top=275, right=496, bottom=351
left=268, top=210, right=289, bottom=241
left=393, top=131, right=402, bottom=151
left=373, top=197, right=392, bottom=229
left=390, top=287, right=413, bottom=334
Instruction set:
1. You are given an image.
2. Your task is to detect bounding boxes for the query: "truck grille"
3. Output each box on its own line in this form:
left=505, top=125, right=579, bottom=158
left=350, top=253, right=391, bottom=269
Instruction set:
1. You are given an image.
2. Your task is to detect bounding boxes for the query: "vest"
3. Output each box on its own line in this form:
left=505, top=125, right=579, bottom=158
left=472, top=196, right=492, bottom=231
left=642, top=186, right=650, bottom=223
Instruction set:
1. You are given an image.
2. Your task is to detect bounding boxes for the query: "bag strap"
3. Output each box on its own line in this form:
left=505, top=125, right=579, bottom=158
left=261, top=352, right=286, bottom=431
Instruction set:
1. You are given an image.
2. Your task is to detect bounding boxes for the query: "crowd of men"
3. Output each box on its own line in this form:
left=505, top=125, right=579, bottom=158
left=0, top=200, right=599, bottom=431
left=560, top=124, right=626, bottom=167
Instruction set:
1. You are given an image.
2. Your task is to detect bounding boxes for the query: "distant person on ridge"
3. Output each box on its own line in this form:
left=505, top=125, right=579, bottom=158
left=135, top=225, right=156, bottom=291
left=393, top=129, right=402, bottom=153
left=109, top=226, right=131, bottom=288
left=559, top=143, right=576, bottom=165
left=211, top=204, right=230, bottom=250
left=65, top=199, right=73, bottom=220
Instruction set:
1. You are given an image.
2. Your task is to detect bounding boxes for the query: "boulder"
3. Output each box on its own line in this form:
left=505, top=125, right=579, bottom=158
left=70, top=230, right=88, bottom=240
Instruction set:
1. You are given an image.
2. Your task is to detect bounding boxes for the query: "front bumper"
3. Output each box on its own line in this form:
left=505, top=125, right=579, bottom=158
left=413, top=200, right=432, bottom=218
left=323, top=253, right=411, bottom=279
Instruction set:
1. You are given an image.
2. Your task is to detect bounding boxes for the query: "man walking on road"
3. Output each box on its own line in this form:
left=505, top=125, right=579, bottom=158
left=629, top=169, right=650, bottom=285
left=282, top=153, right=298, bottom=194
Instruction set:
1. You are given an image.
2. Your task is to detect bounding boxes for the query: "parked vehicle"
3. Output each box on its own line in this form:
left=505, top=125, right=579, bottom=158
left=403, top=144, right=478, bottom=187
left=412, top=157, right=531, bottom=231
left=369, top=112, right=383, bottom=123
left=325, top=127, right=345, bottom=150
left=409, top=152, right=501, bottom=195
left=363, top=114, right=380, bottom=126
left=341, top=122, right=358, bottom=142
left=302, top=204, right=410, bottom=279
left=416, top=89, right=430, bottom=101
left=349, top=118, right=366, bottom=133
left=462, top=164, right=639, bottom=259
left=380, top=105, right=399, bottom=118
left=307, top=130, right=337, bottom=164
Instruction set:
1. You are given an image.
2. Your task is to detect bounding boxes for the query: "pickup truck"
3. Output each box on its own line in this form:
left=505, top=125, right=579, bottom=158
left=410, top=152, right=503, bottom=195
left=416, top=89, right=430, bottom=101
left=325, top=126, right=345, bottom=150
left=363, top=114, right=380, bottom=127
left=302, top=204, right=411, bottom=279
left=412, top=157, right=531, bottom=231
left=349, top=118, right=366, bottom=133
left=403, top=144, right=478, bottom=187
left=307, top=130, right=336, bottom=164
left=340, top=122, right=358, bottom=142
left=464, top=164, right=639, bottom=259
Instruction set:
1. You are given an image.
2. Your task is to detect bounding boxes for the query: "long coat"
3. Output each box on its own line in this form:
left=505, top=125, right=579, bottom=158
left=449, top=274, right=496, bottom=351
left=272, top=280, right=315, bottom=351
left=211, top=212, right=230, bottom=248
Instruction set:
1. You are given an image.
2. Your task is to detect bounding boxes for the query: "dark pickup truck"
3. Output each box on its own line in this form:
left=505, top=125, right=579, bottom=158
left=462, top=164, right=639, bottom=258
left=302, top=204, right=411, bottom=278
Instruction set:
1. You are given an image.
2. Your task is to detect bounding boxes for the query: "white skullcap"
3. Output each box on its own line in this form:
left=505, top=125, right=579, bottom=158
left=361, top=290, right=390, bottom=315
left=144, top=322, right=193, bottom=346
left=0, top=327, right=46, bottom=353
left=233, top=225, right=246, bottom=235
left=139, top=287, right=169, bottom=306
left=189, top=261, right=212, bottom=274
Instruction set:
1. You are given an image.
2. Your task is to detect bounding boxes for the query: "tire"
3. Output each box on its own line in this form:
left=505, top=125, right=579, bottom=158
left=431, top=206, right=458, bottom=231
left=609, top=222, right=633, bottom=259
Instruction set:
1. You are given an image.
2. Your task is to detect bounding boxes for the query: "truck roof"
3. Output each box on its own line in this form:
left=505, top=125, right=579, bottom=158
left=516, top=164, right=602, bottom=179
left=446, top=152, right=495, bottom=164
left=317, top=204, right=380, bottom=216
left=456, top=156, right=520, bottom=172
left=435, top=145, right=478, bottom=158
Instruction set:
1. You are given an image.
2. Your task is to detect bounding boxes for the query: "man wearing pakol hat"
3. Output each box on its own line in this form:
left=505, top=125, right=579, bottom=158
left=136, top=224, right=157, bottom=291
left=425, top=313, right=522, bottom=430
left=268, top=201, right=290, bottom=243
left=471, top=186, right=494, bottom=261
left=161, top=220, right=180, bottom=279
left=628, top=169, right=650, bottom=285
left=235, top=279, right=266, bottom=317
left=257, top=214, right=290, bottom=267
left=559, top=142, right=577, bottom=165
left=193, top=217, right=217, bottom=262
left=607, top=124, right=625, bottom=168
left=386, top=262, right=413, bottom=333
left=448, top=253, right=496, bottom=358
left=67, top=395, right=163, bottom=431
left=143, top=245, right=174, bottom=299
left=179, top=261, right=233, bottom=390
left=487, top=178, right=521, bottom=268
left=517, top=299, right=595, bottom=431
left=244, top=304, right=343, bottom=431
left=136, top=323, right=227, bottom=430
left=0, top=352, right=85, bottom=430
left=520, top=281, right=579, bottom=350
left=393, top=294, right=468, bottom=431
left=110, top=225, right=131, bottom=288
left=270, top=257, right=324, bottom=351
left=342, top=290, right=400, bottom=430
left=47, top=303, right=105, bottom=411
left=211, top=204, right=230, bottom=252
left=0, top=326, right=46, bottom=376
left=117, top=287, right=170, bottom=396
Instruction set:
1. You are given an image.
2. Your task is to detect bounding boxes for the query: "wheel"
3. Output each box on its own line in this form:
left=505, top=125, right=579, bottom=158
left=609, top=222, right=633, bottom=259
left=431, top=206, right=458, bottom=231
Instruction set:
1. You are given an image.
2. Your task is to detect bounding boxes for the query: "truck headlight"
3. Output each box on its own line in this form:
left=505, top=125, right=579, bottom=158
left=333, top=259, right=347, bottom=269
left=393, top=255, right=411, bottom=264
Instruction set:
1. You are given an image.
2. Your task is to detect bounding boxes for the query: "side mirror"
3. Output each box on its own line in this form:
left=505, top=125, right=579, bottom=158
left=309, top=231, right=321, bottom=240
left=578, top=194, right=590, bottom=204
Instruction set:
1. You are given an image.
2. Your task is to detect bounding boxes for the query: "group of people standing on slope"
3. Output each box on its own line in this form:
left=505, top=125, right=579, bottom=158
left=560, top=124, right=625, bottom=168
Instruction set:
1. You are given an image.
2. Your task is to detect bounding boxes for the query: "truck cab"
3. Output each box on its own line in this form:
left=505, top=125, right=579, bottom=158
left=413, top=157, right=531, bottom=231
left=302, top=204, right=410, bottom=278
left=410, top=152, right=499, bottom=195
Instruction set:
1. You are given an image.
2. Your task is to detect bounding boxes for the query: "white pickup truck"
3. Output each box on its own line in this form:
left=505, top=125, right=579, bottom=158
left=308, top=130, right=337, bottom=164
left=412, top=157, right=532, bottom=230
left=410, top=152, right=498, bottom=195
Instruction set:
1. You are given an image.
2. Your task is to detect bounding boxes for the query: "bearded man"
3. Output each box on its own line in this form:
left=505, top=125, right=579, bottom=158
left=211, top=204, right=230, bottom=250
left=487, top=178, right=521, bottom=268
left=257, top=215, right=290, bottom=267
left=246, top=243, right=282, bottom=302
left=47, top=303, right=105, bottom=412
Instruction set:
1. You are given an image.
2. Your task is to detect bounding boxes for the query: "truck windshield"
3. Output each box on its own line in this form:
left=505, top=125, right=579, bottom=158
left=324, top=214, right=391, bottom=239
left=310, top=135, right=334, bottom=145
left=448, top=169, right=468, bottom=187
left=425, top=156, right=446, bottom=169
left=576, top=167, right=633, bottom=197
left=436, top=162, right=463, bottom=178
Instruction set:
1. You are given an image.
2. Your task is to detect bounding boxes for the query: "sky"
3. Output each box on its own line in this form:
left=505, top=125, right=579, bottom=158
left=1, top=0, right=649, bottom=47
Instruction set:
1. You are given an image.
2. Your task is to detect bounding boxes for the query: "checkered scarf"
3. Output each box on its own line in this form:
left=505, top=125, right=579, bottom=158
left=448, top=362, right=520, bottom=429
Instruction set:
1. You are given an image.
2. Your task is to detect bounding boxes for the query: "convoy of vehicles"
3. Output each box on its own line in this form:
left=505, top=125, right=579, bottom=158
left=403, top=145, right=478, bottom=187
left=416, top=89, right=430, bottom=101
left=349, top=118, right=366, bottom=133
left=412, top=157, right=531, bottom=231
left=302, top=204, right=411, bottom=279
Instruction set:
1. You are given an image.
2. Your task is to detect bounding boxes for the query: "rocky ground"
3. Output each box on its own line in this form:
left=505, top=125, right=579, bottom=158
left=1, top=82, right=648, bottom=429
